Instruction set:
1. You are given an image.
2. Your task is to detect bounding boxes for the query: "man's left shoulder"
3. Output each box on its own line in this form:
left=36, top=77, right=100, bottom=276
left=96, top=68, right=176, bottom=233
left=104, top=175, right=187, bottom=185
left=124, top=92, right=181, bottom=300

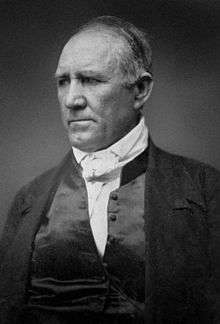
left=151, top=141, right=220, bottom=201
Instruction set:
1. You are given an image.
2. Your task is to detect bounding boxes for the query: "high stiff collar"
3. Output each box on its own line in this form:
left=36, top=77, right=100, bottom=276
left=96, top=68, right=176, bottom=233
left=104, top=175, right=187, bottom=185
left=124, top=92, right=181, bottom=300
left=72, top=116, right=148, bottom=181
left=72, top=116, right=148, bottom=166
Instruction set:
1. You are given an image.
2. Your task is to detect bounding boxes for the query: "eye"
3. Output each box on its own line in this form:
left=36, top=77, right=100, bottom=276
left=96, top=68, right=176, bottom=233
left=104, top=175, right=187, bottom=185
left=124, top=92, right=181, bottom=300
left=57, top=77, right=70, bottom=87
left=80, top=76, right=100, bottom=85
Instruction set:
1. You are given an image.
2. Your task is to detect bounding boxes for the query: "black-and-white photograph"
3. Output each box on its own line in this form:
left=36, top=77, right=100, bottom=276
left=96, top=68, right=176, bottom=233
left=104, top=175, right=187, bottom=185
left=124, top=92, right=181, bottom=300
left=0, top=1, right=219, bottom=323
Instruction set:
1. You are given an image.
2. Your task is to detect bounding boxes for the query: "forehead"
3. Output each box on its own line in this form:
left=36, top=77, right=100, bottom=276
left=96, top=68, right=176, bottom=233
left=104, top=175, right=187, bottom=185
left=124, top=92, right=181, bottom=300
left=57, top=30, right=123, bottom=74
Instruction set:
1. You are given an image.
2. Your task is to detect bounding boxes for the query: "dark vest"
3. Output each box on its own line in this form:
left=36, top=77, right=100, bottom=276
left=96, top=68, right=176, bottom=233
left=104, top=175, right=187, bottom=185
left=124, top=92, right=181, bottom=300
left=22, top=150, right=148, bottom=323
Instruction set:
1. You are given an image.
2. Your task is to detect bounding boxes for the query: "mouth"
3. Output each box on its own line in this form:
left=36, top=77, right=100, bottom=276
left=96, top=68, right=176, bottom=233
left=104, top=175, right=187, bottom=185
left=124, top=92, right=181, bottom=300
left=67, top=119, right=95, bottom=130
left=68, top=119, right=93, bottom=125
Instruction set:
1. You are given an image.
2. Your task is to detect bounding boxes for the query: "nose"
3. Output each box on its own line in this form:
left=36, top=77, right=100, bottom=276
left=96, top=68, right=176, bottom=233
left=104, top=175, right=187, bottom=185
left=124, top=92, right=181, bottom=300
left=66, top=96, right=87, bottom=110
left=65, top=81, right=87, bottom=110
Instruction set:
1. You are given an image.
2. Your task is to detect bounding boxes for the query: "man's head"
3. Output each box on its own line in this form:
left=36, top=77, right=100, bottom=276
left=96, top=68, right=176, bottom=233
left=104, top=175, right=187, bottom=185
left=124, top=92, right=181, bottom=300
left=55, top=16, right=153, bottom=152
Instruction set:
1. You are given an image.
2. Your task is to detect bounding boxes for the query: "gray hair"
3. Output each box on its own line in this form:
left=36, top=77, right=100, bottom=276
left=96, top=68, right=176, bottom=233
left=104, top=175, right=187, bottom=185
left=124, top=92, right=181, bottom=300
left=74, top=16, right=153, bottom=87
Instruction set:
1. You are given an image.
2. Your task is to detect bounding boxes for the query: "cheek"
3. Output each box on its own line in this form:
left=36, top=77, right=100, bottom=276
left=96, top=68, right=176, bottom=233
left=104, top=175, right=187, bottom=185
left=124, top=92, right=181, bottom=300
left=59, top=107, right=69, bottom=129
left=57, top=90, right=65, bottom=104
left=87, top=85, right=116, bottom=109
left=89, top=91, right=118, bottom=120
left=58, top=95, right=65, bottom=111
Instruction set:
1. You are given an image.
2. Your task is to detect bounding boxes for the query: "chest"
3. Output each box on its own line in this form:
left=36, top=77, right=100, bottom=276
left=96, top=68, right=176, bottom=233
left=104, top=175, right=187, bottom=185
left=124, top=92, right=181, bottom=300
left=30, top=172, right=146, bottom=303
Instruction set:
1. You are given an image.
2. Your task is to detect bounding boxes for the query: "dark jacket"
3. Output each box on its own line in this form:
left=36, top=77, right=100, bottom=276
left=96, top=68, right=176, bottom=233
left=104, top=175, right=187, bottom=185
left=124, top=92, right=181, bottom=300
left=0, top=140, right=219, bottom=323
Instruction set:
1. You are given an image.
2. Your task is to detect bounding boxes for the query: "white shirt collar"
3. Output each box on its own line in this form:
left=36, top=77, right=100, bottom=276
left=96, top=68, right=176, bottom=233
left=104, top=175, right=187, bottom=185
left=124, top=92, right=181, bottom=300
left=72, top=116, right=148, bottom=165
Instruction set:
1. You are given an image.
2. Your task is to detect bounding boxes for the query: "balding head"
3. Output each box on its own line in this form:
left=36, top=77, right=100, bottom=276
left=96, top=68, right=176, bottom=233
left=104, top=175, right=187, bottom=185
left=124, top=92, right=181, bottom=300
left=67, top=16, right=153, bottom=87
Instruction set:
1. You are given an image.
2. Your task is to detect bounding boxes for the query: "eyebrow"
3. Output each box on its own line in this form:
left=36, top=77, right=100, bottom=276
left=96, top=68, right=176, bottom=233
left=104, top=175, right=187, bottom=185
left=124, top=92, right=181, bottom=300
left=54, top=69, right=111, bottom=81
left=78, top=71, right=110, bottom=80
left=54, top=71, right=68, bottom=79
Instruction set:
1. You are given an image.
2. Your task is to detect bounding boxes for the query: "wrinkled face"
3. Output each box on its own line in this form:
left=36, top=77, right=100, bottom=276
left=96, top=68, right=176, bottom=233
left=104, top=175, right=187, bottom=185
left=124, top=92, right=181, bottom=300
left=55, top=30, right=139, bottom=152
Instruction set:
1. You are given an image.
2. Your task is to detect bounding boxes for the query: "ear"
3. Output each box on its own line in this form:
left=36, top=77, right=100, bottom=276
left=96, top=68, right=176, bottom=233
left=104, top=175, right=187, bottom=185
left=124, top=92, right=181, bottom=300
left=133, top=72, right=153, bottom=110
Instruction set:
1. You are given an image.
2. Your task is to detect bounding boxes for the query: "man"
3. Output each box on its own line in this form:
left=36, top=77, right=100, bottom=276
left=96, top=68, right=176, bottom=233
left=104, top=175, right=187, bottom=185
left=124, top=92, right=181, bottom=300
left=0, top=16, right=219, bottom=324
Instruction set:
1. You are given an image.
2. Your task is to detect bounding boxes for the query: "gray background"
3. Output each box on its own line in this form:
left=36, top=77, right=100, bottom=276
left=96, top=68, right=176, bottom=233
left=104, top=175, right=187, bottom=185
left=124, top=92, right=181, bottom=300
left=0, top=0, right=220, bottom=234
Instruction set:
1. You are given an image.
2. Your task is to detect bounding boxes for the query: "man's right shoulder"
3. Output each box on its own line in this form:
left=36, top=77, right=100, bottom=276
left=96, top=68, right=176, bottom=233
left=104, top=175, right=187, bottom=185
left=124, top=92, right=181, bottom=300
left=20, top=166, right=58, bottom=197
left=15, top=150, right=73, bottom=202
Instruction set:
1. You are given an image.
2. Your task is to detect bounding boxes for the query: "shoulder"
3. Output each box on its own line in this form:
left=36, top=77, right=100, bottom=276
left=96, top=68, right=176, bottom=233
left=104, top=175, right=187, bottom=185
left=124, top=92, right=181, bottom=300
left=151, top=139, right=218, bottom=173
left=11, top=150, right=74, bottom=211
left=150, top=139, right=220, bottom=204
left=18, top=166, right=58, bottom=201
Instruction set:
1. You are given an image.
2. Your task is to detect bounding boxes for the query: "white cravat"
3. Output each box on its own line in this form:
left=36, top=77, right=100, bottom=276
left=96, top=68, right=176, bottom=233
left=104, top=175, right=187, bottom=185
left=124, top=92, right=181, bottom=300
left=72, top=116, right=148, bottom=256
left=81, top=150, right=120, bottom=182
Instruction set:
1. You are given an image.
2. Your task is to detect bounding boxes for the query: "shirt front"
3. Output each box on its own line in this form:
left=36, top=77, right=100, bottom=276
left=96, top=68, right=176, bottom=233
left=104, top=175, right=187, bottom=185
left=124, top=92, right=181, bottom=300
left=72, top=116, right=148, bottom=256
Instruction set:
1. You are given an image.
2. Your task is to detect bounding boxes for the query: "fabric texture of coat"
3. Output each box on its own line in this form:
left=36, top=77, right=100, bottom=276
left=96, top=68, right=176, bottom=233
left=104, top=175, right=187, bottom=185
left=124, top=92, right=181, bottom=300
left=0, top=139, right=219, bottom=323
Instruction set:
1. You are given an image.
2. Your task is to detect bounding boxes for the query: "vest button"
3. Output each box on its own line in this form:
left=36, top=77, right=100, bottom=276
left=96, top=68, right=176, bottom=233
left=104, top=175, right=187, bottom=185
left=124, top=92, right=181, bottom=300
left=107, top=235, right=115, bottom=245
left=110, top=214, right=117, bottom=221
left=79, top=201, right=86, bottom=209
left=110, top=193, right=118, bottom=200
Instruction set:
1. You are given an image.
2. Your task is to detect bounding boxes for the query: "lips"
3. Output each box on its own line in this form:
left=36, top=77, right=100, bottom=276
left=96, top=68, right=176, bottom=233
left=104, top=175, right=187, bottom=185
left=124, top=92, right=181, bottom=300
left=67, top=119, right=93, bottom=125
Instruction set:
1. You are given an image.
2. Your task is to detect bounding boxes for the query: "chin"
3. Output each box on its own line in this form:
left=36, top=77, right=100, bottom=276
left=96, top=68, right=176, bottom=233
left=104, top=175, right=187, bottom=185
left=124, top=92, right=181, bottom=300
left=72, top=141, right=104, bottom=153
left=67, top=131, right=107, bottom=152
left=68, top=136, right=94, bottom=152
